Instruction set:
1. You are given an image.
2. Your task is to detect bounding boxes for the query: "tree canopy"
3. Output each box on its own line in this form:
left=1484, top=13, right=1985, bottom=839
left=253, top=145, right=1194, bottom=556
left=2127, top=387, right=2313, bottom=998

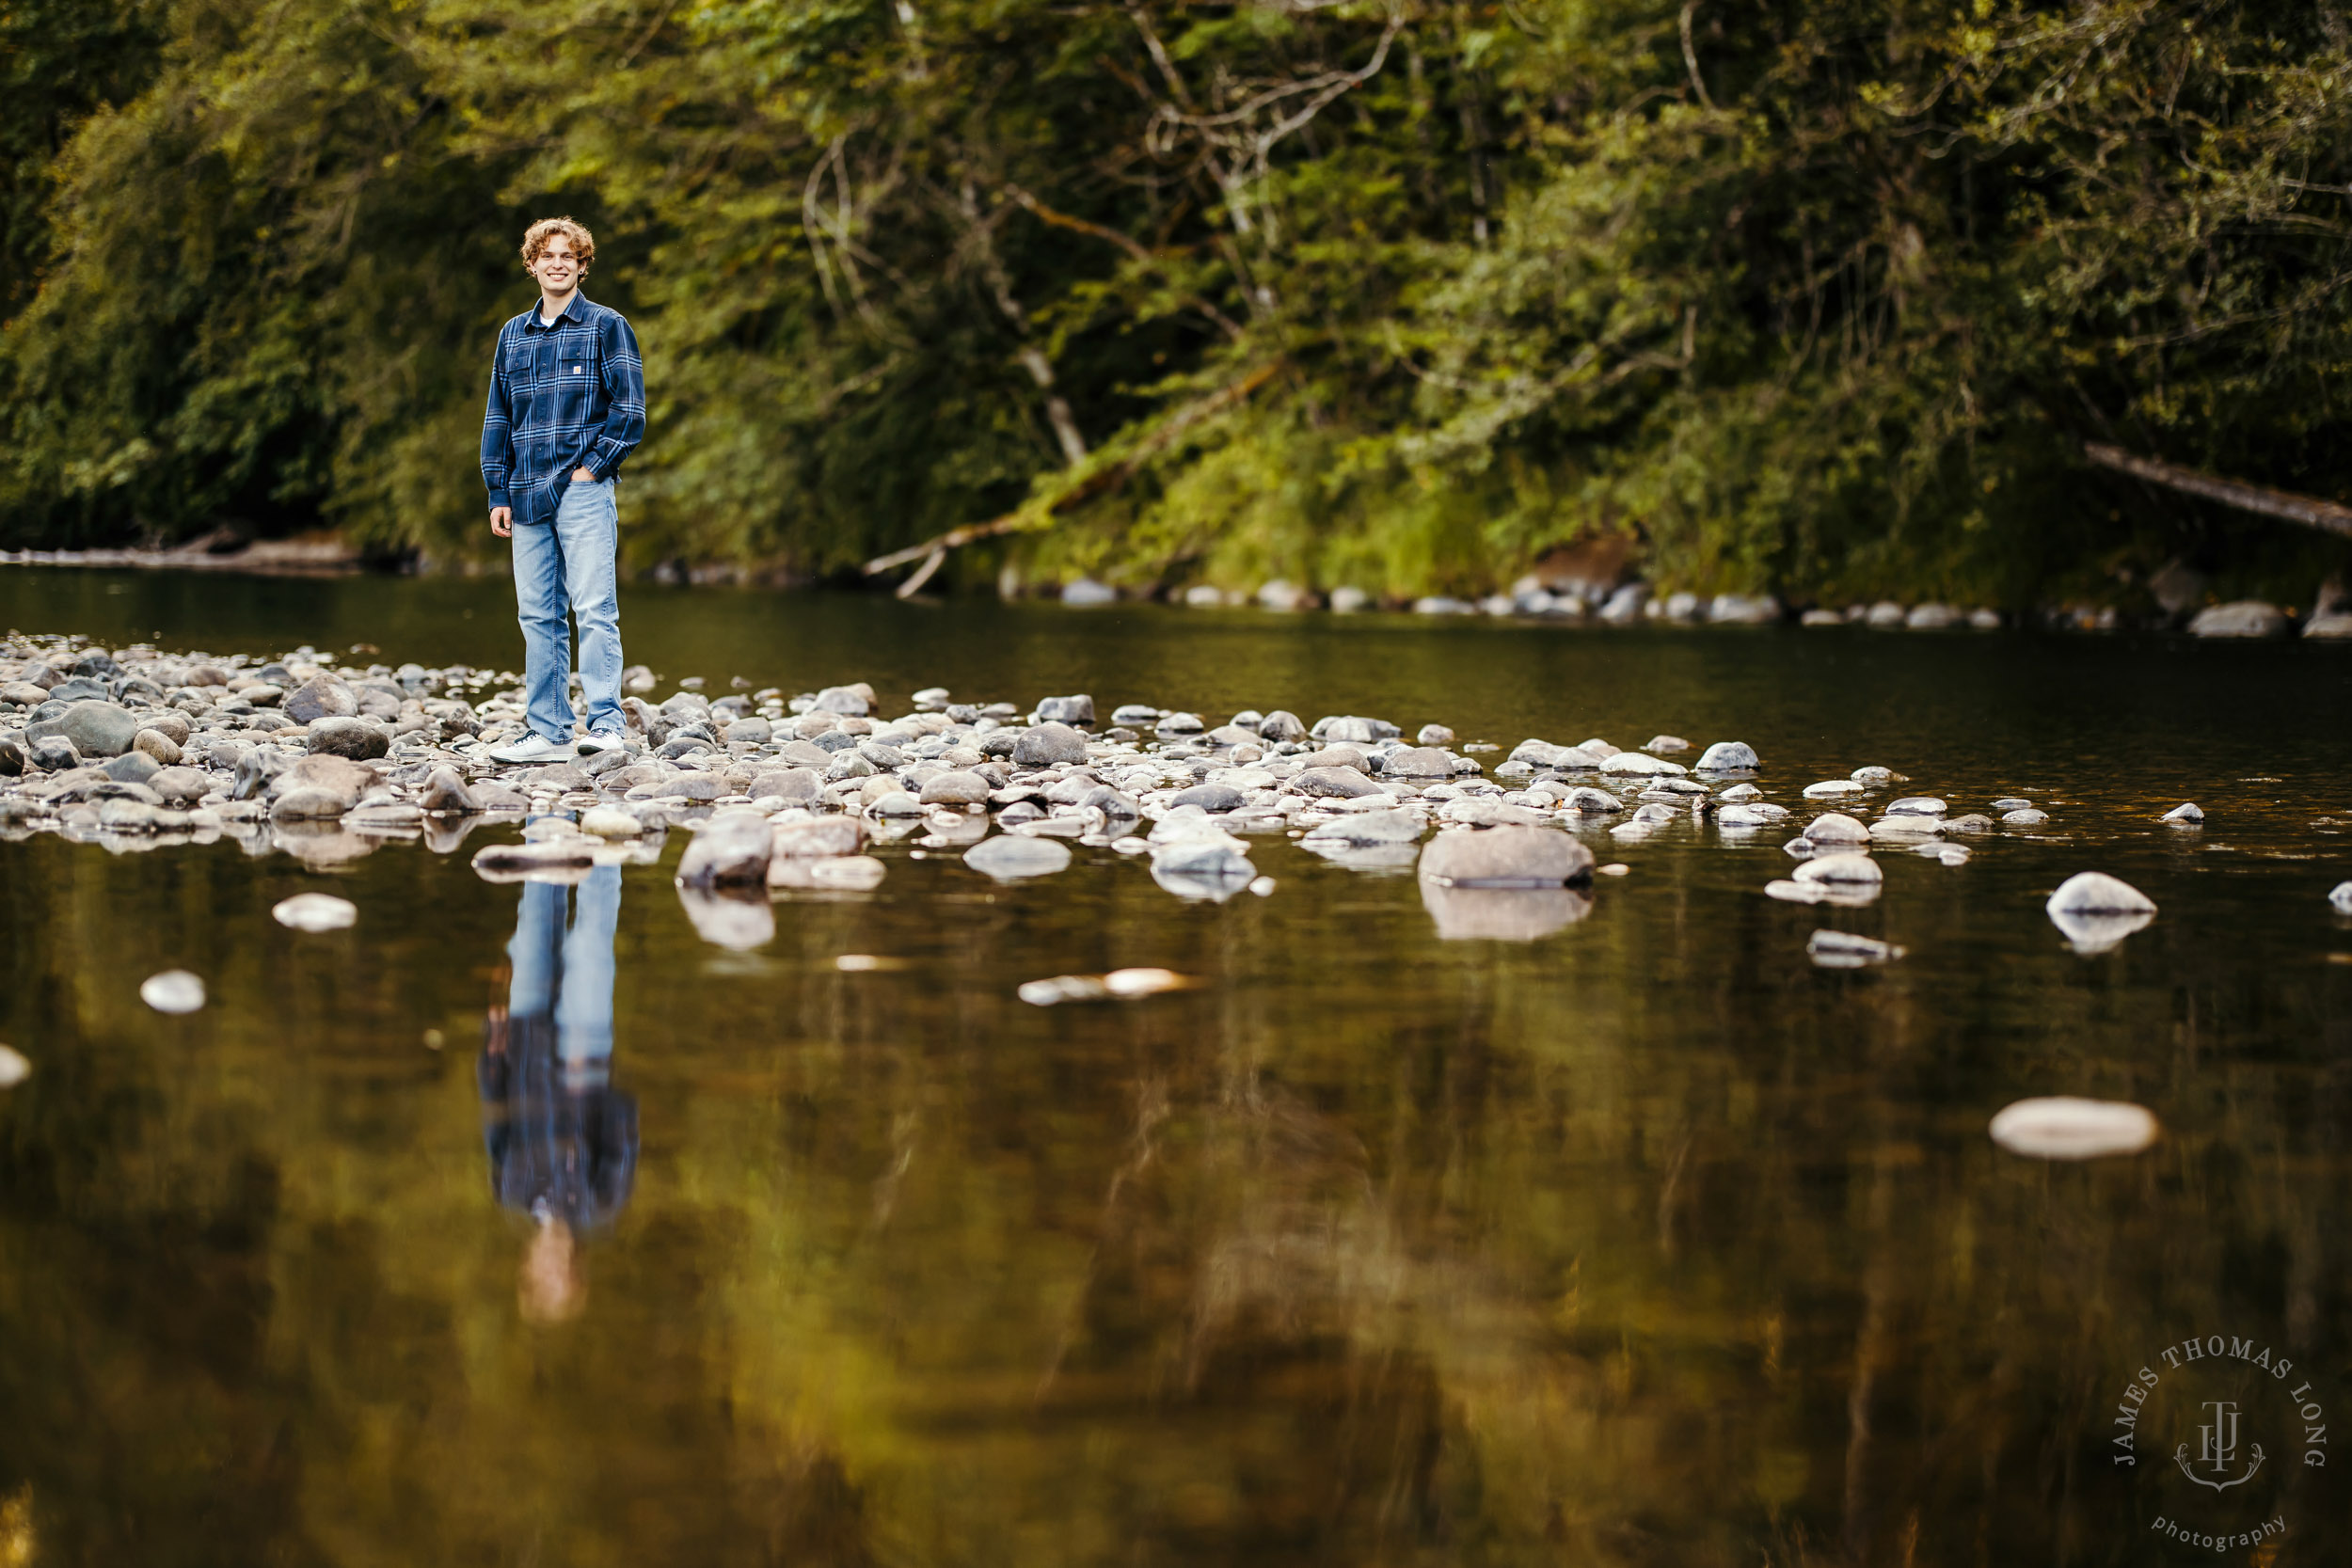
left=4, top=0, right=2350, bottom=605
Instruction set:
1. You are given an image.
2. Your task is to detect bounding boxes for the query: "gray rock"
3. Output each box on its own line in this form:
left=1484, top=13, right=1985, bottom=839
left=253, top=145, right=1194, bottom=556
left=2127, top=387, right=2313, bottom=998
left=47, top=676, right=108, bottom=703
left=675, top=808, right=776, bottom=886
left=103, top=751, right=161, bottom=784
left=1384, top=746, right=1455, bottom=780
left=421, top=766, right=481, bottom=814
left=97, top=798, right=159, bottom=831
left=919, top=769, right=993, bottom=806
left=2161, top=801, right=2203, bottom=824
left=307, top=716, right=390, bottom=761
left=1300, top=809, right=1424, bottom=847
left=1804, top=812, right=1869, bottom=843
left=27, top=700, right=141, bottom=758
left=749, top=767, right=823, bottom=803
left=1696, top=740, right=1758, bottom=771
left=1034, top=694, right=1095, bottom=726
left=964, top=833, right=1073, bottom=879
left=773, top=739, right=834, bottom=768
left=1296, top=745, right=1368, bottom=773
left=270, top=785, right=353, bottom=821
left=1150, top=835, right=1254, bottom=879
left=132, top=729, right=183, bottom=767
left=1293, top=767, right=1381, bottom=799
left=2046, top=871, right=2156, bottom=951
left=2329, top=880, right=2352, bottom=914
left=1417, top=826, right=1595, bottom=887
left=1991, top=798, right=2032, bottom=811
left=147, top=767, right=210, bottom=806
left=1257, top=710, right=1307, bottom=743
left=2188, top=601, right=2288, bottom=639
left=664, top=771, right=726, bottom=802
left=472, top=781, right=529, bottom=811
left=722, top=716, right=773, bottom=744
left=866, top=790, right=924, bottom=817
left=811, top=685, right=871, bottom=717
left=1168, top=783, right=1245, bottom=813
left=140, top=970, right=206, bottom=1013
left=2001, top=808, right=2049, bottom=826
left=1883, top=796, right=1947, bottom=816
left=1416, top=724, right=1454, bottom=746
left=1793, top=853, right=1882, bottom=885
left=283, top=675, right=358, bottom=724
left=1561, top=786, right=1624, bottom=814
left=1313, top=715, right=1384, bottom=744
left=771, top=817, right=866, bottom=859
left=823, top=752, right=876, bottom=783
left=1012, top=721, right=1089, bottom=767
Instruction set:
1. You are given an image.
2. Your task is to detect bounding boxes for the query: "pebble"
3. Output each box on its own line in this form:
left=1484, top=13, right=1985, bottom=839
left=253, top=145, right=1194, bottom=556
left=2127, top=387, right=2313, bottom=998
left=272, top=892, right=358, bottom=931
left=140, top=970, right=207, bottom=1013
left=1987, top=1097, right=2159, bottom=1159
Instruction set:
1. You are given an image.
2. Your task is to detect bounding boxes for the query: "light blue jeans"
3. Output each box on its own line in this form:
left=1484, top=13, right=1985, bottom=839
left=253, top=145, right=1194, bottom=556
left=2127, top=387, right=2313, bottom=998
left=512, top=475, right=624, bottom=741
left=507, top=864, right=621, bottom=1074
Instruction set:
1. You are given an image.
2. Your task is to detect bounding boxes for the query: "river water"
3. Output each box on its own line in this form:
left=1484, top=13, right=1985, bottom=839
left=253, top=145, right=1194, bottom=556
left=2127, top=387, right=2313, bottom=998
left=3, top=567, right=2350, bottom=1566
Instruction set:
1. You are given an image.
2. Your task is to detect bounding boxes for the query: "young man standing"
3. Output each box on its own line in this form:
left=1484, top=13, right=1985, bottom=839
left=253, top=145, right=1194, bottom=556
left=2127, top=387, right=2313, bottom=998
left=482, top=217, right=645, bottom=764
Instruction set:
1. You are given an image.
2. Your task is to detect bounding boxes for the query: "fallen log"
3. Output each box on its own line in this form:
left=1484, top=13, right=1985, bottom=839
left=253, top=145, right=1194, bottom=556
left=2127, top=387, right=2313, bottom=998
left=866, top=362, right=1284, bottom=590
left=2085, top=443, right=2352, bottom=538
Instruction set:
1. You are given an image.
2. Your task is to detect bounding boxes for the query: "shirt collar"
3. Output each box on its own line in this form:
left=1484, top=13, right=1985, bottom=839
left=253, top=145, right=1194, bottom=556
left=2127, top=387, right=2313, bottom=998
left=526, top=292, right=592, bottom=331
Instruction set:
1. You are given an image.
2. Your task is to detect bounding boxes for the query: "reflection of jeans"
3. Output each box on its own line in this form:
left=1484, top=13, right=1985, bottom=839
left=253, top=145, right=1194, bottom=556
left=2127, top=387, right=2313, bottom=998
left=512, top=476, right=623, bottom=742
left=485, top=863, right=634, bottom=1230
left=507, top=864, right=620, bottom=1071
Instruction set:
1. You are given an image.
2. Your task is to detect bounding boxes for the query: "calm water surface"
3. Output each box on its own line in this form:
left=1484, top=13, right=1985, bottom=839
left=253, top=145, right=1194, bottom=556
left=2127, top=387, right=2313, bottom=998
left=4, top=568, right=2352, bottom=1565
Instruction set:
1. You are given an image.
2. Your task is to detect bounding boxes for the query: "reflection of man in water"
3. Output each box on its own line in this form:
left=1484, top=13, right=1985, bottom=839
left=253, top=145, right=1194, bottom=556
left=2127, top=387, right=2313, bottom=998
left=480, top=864, right=636, bottom=1322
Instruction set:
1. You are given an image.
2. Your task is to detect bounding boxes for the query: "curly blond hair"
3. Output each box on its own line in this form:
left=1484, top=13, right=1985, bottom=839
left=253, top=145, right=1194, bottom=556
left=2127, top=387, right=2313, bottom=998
left=520, top=217, right=595, bottom=271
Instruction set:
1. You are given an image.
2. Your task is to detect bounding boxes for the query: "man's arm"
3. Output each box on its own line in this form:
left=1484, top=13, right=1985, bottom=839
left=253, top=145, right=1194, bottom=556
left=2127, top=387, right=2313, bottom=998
left=482, top=327, right=515, bottom=536
left=574, top=311, right=645, bottom=481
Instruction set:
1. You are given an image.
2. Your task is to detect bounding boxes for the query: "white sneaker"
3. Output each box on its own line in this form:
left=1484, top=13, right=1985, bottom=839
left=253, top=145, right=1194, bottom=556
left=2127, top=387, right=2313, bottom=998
left=576, top=729, right=628, bottom=757
left=488, top=732, right=577, bottom=765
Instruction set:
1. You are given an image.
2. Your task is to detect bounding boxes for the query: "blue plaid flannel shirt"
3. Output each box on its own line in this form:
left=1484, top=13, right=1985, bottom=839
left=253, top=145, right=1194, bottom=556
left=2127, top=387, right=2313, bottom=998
left=481, top=292, right=645, bottom=527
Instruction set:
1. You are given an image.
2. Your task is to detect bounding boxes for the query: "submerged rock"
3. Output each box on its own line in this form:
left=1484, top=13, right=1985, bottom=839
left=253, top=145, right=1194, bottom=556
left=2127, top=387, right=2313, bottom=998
left=2160, top=801, right=2203, bottom=824
left=2188, top=601, right=2287, bottom=639
left=1807, top=930, right=1904, bottom=967
left=0, top=1045, right=28, bottom=1088
left=2330, top=880, right=2352, bottom=914
left=1421, top=882, right=1591, bottom=941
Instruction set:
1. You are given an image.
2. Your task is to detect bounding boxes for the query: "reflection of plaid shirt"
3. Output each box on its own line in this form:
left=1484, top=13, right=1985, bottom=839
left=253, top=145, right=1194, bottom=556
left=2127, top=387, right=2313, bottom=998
left=480, top=292, right=645, bottom=527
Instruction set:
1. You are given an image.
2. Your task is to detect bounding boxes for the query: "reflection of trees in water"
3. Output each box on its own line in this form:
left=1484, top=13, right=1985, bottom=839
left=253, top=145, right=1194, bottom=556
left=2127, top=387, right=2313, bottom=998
left=5, top=836, right=2352, bottom=1562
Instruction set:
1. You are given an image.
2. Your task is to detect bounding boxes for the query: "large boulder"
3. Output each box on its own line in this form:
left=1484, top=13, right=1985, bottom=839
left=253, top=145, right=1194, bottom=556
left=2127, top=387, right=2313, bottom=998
left=1417, top=826, right=1595, bottom=887
left=26, top=700, right=141, bottom=758
left=675, top=809, right=775, bottom=886
left=1011, top=722, right=1089, bottom=768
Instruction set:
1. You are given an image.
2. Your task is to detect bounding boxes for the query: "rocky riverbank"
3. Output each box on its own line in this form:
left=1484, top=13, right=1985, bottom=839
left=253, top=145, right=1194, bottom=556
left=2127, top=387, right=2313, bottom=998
left=6, top=634, right=2345, bottom=955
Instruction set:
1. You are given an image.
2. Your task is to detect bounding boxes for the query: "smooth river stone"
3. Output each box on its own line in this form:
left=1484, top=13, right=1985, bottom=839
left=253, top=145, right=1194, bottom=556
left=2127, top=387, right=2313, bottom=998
left=140, top=970, right=207, bottom=1013
left=1383, top=747, right=1456, bottom=780
left=1803, top=813, right=1868, bottom=844
left=1598, top=752, right=1685, bottom=777
left=1418, top=825, right=1595, bottom=888
left=1988, top=1097, right=2159, bottom=1160
left=964, top=833, right=1073, bottom=879
left=1793, top=853, right=1883, bottom=885
left=2045, top=870, right=2155, bottom=952
left=1292, top=767, right=1381, bottom=800
left=27, top=701, right=141, bottom=758
left=1011, top=722, right=1089, bottom=767
left=1696, top=740, right=1758, bottom=771
left=272, top=893, right=358, bottom=932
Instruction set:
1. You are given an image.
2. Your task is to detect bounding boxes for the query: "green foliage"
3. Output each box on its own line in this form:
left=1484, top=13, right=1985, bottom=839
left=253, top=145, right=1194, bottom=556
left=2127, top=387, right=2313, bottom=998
left=2, top=0, right=2349, bottom=602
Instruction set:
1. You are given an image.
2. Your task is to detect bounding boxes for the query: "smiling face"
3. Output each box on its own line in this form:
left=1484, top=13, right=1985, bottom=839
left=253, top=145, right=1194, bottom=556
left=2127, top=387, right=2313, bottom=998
left=530, top=234, right=582, bottom=297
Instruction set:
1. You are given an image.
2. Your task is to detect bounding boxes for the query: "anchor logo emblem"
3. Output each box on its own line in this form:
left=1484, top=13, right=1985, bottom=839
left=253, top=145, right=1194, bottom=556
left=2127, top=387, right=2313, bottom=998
left=2175, top=1401, right=2265, bottom=1492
